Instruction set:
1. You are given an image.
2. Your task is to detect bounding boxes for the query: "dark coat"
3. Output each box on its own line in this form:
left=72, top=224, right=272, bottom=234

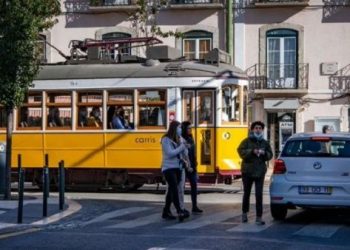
left=237, top=133, right=273, bottom=178
left=183, top=136, right=197, bottom=172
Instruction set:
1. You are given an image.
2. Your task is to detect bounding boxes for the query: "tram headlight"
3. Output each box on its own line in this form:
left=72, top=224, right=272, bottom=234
left=0, top=143, right=5, bottom=153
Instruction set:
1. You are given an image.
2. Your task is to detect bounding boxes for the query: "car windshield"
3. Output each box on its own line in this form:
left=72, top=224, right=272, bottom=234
left=282, top=139, right=350, bottom=157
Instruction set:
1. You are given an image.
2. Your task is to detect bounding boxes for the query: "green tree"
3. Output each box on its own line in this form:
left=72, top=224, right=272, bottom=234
left=131, top=0, right=182, bottom=38
left=0, top=0, right=60, bottom=199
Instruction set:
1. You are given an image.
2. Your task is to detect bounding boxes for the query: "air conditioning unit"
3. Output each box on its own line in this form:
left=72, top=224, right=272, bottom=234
left=146, top=46, right=182, bottom=61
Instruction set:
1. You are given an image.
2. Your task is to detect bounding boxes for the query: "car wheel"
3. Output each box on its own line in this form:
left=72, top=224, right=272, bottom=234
left=270, top=204, right=288, bottom=220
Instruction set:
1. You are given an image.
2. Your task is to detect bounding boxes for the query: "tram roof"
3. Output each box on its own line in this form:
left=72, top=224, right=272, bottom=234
left=37, top=61, right=247, bottom=80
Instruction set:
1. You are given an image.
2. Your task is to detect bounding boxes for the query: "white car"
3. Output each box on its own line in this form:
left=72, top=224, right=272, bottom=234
left=269, top=132, right=350, bottom=220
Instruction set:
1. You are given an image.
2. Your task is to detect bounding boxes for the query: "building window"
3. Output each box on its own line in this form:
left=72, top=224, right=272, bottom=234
left=266, top=29, right=297, bottom=88
left=18, top=93, right=42, bottom=129
left=37, top=34, right=47, bottom=63
left=102, top=32, right=131, bottom=60
left=183, top=30, right=212, bottom=60
left=77, top=92, right=103, bottom=129
left=46, top=92, right=72, bottom=129
left=138, top=90, right=166, bottom=128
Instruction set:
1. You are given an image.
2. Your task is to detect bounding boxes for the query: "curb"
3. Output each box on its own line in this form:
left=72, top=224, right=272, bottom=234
left=0, top=197, right=81, bottom=236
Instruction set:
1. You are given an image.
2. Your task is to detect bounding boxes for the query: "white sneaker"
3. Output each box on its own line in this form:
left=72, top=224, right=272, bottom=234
left=256, top=217, right=265, bottom=226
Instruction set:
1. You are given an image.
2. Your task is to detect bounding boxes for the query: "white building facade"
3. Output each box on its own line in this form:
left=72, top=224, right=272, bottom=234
left=42, top=0, right=227, bottom=63
left=234, top=0, right=350, bottom=154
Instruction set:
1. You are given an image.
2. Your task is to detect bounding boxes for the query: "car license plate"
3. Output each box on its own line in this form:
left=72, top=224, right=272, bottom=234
left=298, top=186, right=332, bottom=195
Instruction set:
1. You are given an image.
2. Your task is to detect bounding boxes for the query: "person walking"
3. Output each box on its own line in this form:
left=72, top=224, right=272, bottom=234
left=237, top=121, right=273, bottom=225
left=161, top=120, right=187, bottom=222
left=181, top=121, right=203, bottom=214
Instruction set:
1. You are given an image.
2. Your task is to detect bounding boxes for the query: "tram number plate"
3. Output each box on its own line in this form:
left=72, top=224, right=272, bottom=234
left=299, top=186, right=332, bottom=195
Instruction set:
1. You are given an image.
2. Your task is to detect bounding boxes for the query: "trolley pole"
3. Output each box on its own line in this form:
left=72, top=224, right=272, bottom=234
left=58, top=160, right=65, bottom=211
left=17, top=154, right=24, bottom=224
left=43, top=154, right=49, bottom=217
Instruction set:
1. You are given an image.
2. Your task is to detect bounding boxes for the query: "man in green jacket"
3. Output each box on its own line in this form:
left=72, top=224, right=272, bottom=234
left=237, top=121, right=273, bottom=225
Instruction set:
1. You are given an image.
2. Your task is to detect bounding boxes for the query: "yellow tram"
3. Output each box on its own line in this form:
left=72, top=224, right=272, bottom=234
left=0, top=59, right=249, bottom=189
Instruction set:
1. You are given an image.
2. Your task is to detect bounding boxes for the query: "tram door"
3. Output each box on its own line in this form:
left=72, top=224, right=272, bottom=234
left=182, top=90, right=215, bottom=174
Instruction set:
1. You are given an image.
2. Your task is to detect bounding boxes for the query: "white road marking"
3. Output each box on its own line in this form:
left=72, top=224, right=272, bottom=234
left=0, top=198, right=59, bottom=210
left=107, top=213, right=160, bottom=229
left=293, top=224, right=341, bottom=238
left=227, top=221, right=273, bottom=232
left=84, top=207, right=151, bottom=226
left=166, top=211, right=241, bottom=230
left=148, top=248, right=207, bottom=250
left=227, top=212, right=275, bottom=232
left=0, top=210, right=6, bottom=215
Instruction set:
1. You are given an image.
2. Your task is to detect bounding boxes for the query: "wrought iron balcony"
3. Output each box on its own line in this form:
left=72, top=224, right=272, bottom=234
left=89, top=0, right=138, bottom=12
left=169, top=0, right=224, bottom=9
left=247, top=63, right=309, bottom=97
left=252, top=0, right=309, bottom=7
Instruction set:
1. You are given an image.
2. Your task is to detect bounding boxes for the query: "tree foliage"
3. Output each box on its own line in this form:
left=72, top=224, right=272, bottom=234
left=0, top=0, right=61, bottom=109
left=131, top=0, right=183, bottom=38
left=0, top=0, right=60, bottom=199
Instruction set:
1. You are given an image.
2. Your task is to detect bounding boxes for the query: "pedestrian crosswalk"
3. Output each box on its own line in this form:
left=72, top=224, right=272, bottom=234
left=166, top=210, right=241, bottom=230
left=79, top=205, right=345, bottom=238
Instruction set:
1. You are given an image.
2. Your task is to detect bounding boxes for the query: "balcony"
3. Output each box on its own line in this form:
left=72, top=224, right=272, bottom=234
left=169, top=0, right=224, bottom=10
left=88, top=0, right=138, bottom=13
left=247, top=63, right=309, bottom=98
left=251, top=0, right=309, bottom=8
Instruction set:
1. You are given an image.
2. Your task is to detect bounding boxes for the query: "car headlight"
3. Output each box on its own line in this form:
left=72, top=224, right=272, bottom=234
left=0, top=143, right=5, bottom=153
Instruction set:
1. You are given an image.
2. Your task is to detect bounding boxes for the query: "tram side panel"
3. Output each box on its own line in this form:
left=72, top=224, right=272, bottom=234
left=216, top=127, right=248, bottom=183
left=10, top=132, right=165, bottom=187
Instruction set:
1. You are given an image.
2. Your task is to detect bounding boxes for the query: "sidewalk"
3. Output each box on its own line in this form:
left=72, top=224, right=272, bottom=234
left=0, top=193, right=81, bottom=236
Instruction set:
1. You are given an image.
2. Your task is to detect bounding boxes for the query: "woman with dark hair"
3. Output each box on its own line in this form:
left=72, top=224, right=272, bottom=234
left=107, top=106, right=116, bottom=129
left=181, top=121, right=203, bottom=213
left=161, top=120, right=187, bottom=222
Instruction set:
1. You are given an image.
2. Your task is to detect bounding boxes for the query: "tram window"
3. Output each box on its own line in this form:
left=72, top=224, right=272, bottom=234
left=46, top=92, right=72, bottom=129
left=18, top=93, right=42, bottom=129
left=77, top=92, right=103, bottom=129
left=138, top=90, right=166, bottom=128
left=0, top=106, right=6, bottom=128
left=198, top=91, right=213, bottom=125
left=222, top=86, right=238, bottom=123
left=183, top=91, right=195, bottom=125
left=107, top=91, right=134, bottom=129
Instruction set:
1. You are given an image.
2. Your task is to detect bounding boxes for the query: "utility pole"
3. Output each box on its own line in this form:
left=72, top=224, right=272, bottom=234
left=226, top=0, right=233, bottom=65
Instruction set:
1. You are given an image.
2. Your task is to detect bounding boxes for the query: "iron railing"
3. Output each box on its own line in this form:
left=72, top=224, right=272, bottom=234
left=247, top=63, right=309, bottom=90
left=89, top=0, right=133, bottom=6
left=170, top=0, right=214, bottom=4
left=254, top=0, right=309, bottom=3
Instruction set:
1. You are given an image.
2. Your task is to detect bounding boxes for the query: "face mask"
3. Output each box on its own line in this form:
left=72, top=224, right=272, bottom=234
left=254, top=132, right=263, bottom=139
left=176, top=127, right=182, bottom=137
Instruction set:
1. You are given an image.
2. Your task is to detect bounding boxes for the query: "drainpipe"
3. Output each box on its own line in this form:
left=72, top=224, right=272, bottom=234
left=226, top=0, right=233, bottom=65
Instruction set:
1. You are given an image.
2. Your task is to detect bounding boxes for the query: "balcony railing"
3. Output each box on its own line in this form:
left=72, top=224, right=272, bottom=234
left=171, top=0, right=213, bottom=3
left=169, top=0, right=223, bottom=9
left=251, top=0, right=309, bottom=7
left=90, top=0, right=131, bottom=6
left=89, top=0, right=137, bottom=12
left=247, top=63, right=309, bottom=91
